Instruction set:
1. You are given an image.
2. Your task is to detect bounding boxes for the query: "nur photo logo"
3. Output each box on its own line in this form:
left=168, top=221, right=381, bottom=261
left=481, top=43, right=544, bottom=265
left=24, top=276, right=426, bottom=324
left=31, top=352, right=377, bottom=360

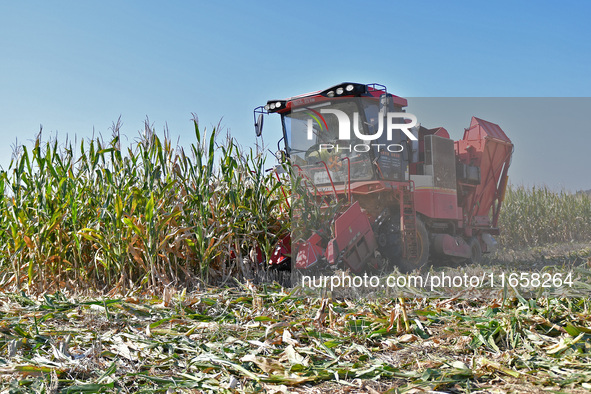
left=304, top=107, right=418, bottom=153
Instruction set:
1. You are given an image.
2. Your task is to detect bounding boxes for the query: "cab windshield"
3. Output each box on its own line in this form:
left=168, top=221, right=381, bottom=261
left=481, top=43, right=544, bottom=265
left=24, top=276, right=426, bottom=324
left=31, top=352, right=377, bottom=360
left=283, top=98, right=380, bottom=186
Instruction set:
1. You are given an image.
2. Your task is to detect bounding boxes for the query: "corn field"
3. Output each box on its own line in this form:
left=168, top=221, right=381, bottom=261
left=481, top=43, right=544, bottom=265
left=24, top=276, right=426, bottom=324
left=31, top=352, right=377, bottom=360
left=0, top=122, right=590, bottom=294
left=0, top=119, right=290, bottom=293
left=498, top=185, right=591, bottom=248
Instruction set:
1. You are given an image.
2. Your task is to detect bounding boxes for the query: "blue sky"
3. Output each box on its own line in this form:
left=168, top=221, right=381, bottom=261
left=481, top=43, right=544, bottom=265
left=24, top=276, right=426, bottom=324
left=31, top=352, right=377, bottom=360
left=1, top=1, right=590, bottom=190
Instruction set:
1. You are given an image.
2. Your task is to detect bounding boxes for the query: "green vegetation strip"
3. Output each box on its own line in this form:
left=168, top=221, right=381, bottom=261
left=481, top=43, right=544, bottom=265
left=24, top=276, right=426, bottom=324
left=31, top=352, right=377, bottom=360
left=0, top=121, right=290, bottom=293
left=0, top=282, right=590, bottom=392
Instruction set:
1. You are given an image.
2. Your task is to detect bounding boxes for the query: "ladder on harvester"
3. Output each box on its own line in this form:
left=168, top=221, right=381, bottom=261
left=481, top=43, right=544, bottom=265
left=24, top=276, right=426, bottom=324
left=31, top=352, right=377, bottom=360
left=400, top=183, right=418, bottom=259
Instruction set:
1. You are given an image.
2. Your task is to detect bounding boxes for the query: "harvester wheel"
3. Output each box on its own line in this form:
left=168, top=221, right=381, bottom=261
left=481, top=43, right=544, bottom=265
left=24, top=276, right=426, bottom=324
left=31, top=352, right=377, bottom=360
left=468, top=237, right=482, bottom=264
left=398, top=218, right=429, bottom=273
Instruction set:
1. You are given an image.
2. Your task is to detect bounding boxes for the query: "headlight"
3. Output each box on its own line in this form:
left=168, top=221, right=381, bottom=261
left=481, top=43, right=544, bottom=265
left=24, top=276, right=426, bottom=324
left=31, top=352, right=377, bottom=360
left=264, top=100, right=287, bottom=112
left=321, top=83, right=367, bottom=98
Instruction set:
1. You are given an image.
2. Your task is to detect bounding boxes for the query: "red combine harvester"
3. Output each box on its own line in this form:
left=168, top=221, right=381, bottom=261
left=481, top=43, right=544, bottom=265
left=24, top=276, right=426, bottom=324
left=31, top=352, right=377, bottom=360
left=254, top=83, right=513, bottom=273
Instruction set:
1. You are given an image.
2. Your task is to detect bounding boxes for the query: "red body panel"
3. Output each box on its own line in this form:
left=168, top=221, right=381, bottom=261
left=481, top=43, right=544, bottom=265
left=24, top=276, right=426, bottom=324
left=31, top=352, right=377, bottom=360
left=295, top=233, right=324, bottom=269
left=330, top=201, right=377, bottom=273
left=414, top=188, right=461, bottom=220
left=269, top=234, right=291, bottom=266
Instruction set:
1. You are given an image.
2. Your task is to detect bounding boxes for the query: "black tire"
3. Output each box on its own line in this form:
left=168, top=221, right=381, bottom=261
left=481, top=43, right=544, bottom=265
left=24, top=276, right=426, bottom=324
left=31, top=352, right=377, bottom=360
left=397, top=218, right=430, bottom=273
left=467, top=237, right=482, bottom=264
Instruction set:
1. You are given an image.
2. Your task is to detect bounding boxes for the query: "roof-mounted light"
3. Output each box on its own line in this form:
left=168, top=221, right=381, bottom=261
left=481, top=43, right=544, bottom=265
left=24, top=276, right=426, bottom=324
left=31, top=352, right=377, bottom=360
left=321, top=82, right=367, bottom=98
left=265, top=99, right=287, bottom=113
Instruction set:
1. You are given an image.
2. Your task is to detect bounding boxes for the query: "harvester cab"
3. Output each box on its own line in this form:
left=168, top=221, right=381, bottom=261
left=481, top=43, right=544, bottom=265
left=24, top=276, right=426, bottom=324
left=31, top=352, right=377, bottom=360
left=255, top=83, right=410, bottom=185
left=254, top=83, right=513, bottom=275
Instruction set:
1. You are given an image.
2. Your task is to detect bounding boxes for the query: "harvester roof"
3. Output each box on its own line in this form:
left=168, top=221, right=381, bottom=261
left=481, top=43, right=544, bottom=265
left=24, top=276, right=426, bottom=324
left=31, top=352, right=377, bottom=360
left=263, top=82, right=408, bottom=114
